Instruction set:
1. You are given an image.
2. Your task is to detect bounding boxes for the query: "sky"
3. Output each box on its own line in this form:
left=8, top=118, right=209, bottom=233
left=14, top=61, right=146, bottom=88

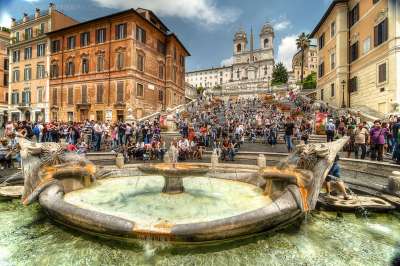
left=0, top=0, right=332, bottom=71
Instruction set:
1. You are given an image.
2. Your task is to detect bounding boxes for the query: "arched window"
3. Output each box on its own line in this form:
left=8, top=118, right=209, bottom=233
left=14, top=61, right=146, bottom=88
left=236, top=43, right=242, bottom=53
left=82, top=58, right=89, bottom=74
left=264, top=38, right=269, bottom=48
left=65, top=60, right=75, bottom=76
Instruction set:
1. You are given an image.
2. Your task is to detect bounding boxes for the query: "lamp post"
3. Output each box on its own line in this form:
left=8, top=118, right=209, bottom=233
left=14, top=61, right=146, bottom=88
left=268, top=76, right=271, bottom=93
left=341, top=79, right=346, bottom=108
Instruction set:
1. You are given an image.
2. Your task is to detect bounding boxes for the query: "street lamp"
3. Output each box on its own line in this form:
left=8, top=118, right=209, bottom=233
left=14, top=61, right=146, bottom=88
left=341, top=80, right=346, bottom=108
left=268, top=76, right=271, bottom=93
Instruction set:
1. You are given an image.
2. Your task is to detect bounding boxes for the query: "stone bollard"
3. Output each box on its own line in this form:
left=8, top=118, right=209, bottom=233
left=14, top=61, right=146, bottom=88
left=388, top=171, right=400, bottom=196
left=211, top=150, right=219, bottom=169
left=116, top=153, right=124, bottom=169
left=257, top=154, right=266, bottom=168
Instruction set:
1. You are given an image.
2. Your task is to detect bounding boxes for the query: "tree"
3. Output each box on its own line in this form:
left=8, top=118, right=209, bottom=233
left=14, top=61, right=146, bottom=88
left=196, top=86, right=205, bottom=95
left=296, top=32, right=311, bottom=86
left=271, top=63, right=289, bottom=85
left=302, top=71, right=317, bottom=90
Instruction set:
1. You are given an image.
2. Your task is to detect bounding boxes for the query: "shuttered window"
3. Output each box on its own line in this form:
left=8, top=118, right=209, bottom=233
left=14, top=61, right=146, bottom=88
left=349, top=42, right=359, bottom=62
left=115, top=23, right=127, bottom=40
left=136, top=26, right=146, bottom=44
left=117, top=81, right=124, bottom=102
left=96, top=84, right=104, bottom=103
left=52, top=88, right=57, bottom=105
left=378, top=63, right=387, bottom=83
left=349, top=77, right=358, bottom=93
left=68, top=87, right=74, bottom=105
left=374, top=18, right=388, bottom=47
left=136, top=83, right=144, bottom=97
left=82, top=85, right=88, bottom=103
left=137, top=54, right=144, bottom=71
left=349, top=4, right=359, bottom=27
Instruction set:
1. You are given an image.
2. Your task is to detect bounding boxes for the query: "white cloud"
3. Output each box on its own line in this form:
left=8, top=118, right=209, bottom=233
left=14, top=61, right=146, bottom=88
left=277, top=35, right=298, bottom=70
left=24, top=0, right=40, bottom=2
left=0, top=11, right=11, bottom=28
left=221, top=56, right=233, bottom=67
left=273, top=19, right=291, bottom=31
left=91, top=0, right=240, bottom=26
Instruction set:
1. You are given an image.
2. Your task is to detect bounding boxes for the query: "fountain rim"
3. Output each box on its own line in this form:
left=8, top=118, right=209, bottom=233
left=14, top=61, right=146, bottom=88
left=38, top=163, right=305, bottom=243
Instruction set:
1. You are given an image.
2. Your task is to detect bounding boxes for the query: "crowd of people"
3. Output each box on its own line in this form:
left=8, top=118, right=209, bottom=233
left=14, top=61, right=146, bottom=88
left=0, top=89, right=398, bottom=169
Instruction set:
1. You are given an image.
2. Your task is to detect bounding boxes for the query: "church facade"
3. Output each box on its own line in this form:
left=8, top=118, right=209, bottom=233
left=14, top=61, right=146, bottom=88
left=185, top=23, right=275, bottom=94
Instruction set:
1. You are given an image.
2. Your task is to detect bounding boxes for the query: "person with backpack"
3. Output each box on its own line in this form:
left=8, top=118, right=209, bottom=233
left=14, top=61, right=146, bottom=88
left=325, top=119, right=336, bottom=142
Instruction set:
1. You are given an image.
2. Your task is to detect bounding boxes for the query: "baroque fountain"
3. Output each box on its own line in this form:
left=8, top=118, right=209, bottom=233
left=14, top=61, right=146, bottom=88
left=0, top=136, right=399, bottom=265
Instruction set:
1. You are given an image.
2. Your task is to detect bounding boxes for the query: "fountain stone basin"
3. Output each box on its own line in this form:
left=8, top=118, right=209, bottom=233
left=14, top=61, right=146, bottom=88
left=137, top=163, right=210, bottom=194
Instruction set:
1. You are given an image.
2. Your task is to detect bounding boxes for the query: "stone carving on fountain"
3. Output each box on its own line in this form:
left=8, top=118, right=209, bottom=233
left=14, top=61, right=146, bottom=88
left=17, top=137, right=97, bottom=205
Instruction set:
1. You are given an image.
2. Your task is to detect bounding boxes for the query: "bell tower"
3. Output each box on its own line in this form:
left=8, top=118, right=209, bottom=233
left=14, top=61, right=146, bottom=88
left=260, top=22, right=274, bottom=50
left=233, top=29, right=247, bottom=55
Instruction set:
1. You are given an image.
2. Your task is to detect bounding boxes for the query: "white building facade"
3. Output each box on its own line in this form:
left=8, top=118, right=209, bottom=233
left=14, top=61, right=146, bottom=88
left=185, top=23, right=275, bottom=94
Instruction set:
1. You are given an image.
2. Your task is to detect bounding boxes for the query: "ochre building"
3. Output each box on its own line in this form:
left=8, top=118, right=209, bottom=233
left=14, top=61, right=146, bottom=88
left=48, top=8, right=189, bottom=122
left=310, top=0, right=400, bottom=114
left=0, top=28, right=10, bottom=122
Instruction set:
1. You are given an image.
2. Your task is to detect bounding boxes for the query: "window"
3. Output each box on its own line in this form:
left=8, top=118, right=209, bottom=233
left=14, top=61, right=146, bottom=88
left=137, top=54, right=144, bottom=71
left=12, top=69, right=20, bottom=82
left=37, top=43, right=46, bottom=57
left=363, top=37, right=371, bottom=54
left=264, top=38, right=269, bottom=48
left=180, top=56, right=185, bottom=67
left=15, top=32, right=20, bottom=42
left=67, top=112, right=74, bottom=122
left=67, top=36, right=76, bottom=49
left=330, top=83, right=335, bottom=97
left=158, top=64, right=164, bottom=79
left=116, top=81, right=124, bottom=102
left=39, top=23, right=45, bottom=35
left=350, top=42, right=359, bottom=62
left=4, top=59, right=8, bottom=70
left=52, top=88, right=58, bottom=105
left=96, top=84, right=104, bottom=103
left=320, top=89, right=324, bottom=101
left=173, top=66, right=177, bottom=83
left=51, top=40, right=60, bottom=53
left=82, top=58, right=89, bottom=74
left=318, top=61, right=324, bottom=78
left=136, top=83, right=144, bottom=97
left=81, top=85, right=88, bottom=103
left=158, top=90, right=163, bottom=102
left=96, top=111, right=103, bottom=122
left=136, top=26, right=146, bottom=43
left=80, top=32, right=90, bottom=47
left=117, top=52, right=125, bottom=70
left=237, top=43, right=242, bottom=53
left=319, top=33, right=325, bottom=49
left=50, top=63, right=59, bottom=78
left=330, top=21, right=336, bottom=37
left=97, top=54, right=104, bottom=72
left=37, top=64, right=45, bottom=79
left=349, top=77, right=358, bottom=92
left=374, top=18, right=388, bottom=47
left=68, top=87, right=74, bottom=105
left=24, top=47, right=32, bottom=60
left=4, top=73, right=8, bottom=86
left=24, top=67, right=32, bottom=81
left=12, top=50, right=20, bottom=63
left=11, top=91, right=19, bottom=105
left=22, top=89, right=31, bottom=104
left=157, top=40, right=165, bottom=54
left=37, top=87, right=44, bottom=103
left=96, top=28, right=106, bottom=43
left=66, top=60, right=75, bottom=76
left=330, top=53, right=335, bottom=70
left=24, top=28, right=33, bottom=40
left=378, top=63, right=387, bottom=83
left=349, top=3, right=359, bottom=27
left=115, top=23, right=127, bottom=40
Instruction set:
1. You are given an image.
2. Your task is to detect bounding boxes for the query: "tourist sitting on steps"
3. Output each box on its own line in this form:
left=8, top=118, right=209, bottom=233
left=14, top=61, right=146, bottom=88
left=324, top=155, right=351, bottom=200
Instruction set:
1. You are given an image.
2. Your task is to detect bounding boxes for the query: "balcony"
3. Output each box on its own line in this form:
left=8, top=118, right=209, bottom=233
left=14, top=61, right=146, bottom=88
left=17, top=102, right=31, bottom=110
left=114, top=102, right=126, bottom=109
left=76, top=102, right=91, bottom=110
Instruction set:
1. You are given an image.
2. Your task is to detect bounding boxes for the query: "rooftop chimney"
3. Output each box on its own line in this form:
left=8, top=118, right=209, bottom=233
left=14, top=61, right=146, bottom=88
left=49, top=3, right=56, bottom=13
left=35, top=8, right=40, bottom=19
left=23, top=13, right=28, bottom=23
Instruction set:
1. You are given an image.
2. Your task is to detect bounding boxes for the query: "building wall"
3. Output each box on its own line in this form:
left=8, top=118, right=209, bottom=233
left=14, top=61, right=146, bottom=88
left=0, top=29, right=9, bottom=110
left=313, top=0, right=399, bottom=114
left=8, top=4, right=78, bottom=122
left=292, top=45, right=318, bottom=83
left=49, top=10, right=188, bottom=122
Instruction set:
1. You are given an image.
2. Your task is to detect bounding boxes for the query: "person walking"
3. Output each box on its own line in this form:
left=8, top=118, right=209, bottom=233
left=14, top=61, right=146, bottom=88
left=370, top=120, right=387, bottom=161
left=284, top=117, right=295, bottom=153
left=325, top=119, right=336, bottom=142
